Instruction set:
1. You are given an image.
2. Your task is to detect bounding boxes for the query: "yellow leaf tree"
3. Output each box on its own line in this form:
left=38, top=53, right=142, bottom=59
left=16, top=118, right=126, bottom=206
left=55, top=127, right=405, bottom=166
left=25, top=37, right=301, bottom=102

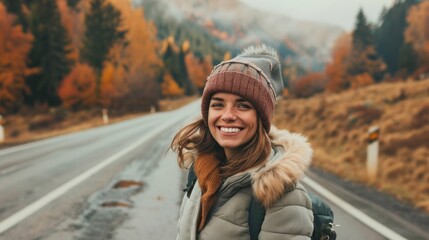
left=107, top=0, right=163, bottom=111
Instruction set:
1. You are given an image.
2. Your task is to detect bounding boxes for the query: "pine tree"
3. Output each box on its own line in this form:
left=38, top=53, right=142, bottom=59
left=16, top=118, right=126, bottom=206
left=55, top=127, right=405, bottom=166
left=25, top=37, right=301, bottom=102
left=80, top=0, right=126, bottom=101
left=348, top=9, right=386, bottom=82
left=353, top=9, right=373, bottom=51
left=25, top=0, right=72, bottom=106
left=398, top=43, right=417, bottom=73
left=375, top=0, right=419, bottom=74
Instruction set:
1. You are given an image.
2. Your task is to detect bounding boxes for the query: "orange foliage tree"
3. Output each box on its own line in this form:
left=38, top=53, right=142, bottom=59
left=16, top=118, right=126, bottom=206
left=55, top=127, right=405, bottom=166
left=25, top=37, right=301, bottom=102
left=0, top=3, right=34, bottom=114
left=405, top=1, right=429, bottom=74
left=292, top=72, right=326, bottom=98
left=184, top=52, right=212, bottom=94
left=58, top=63, right=97, bottom=109
left=325, top=33, right=352, bottom=93
left=162, top=73, right=184, bottom=98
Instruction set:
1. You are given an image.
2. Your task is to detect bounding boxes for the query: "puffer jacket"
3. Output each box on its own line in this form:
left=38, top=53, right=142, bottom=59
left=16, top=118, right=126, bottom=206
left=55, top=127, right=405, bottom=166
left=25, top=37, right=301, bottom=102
left=176, top=126, right=314, bottom=240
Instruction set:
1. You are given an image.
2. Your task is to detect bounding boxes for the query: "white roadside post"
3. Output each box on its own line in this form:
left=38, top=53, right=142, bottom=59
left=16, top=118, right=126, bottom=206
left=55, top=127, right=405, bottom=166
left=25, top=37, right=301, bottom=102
left=367, top=125, right=380, bottom=181
left=0, top=115, right=4, bottom=144
left=102, top=109, right=109, bottom=125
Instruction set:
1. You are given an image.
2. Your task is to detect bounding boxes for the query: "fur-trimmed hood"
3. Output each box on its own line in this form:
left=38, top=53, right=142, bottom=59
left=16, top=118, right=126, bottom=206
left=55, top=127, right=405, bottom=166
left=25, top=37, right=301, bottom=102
left=252, top=126, right=312, bottom=208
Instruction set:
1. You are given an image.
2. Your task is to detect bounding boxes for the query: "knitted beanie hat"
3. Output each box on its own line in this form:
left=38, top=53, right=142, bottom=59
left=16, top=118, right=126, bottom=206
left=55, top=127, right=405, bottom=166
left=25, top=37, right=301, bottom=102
left=201, top=44, right=284, bottom=132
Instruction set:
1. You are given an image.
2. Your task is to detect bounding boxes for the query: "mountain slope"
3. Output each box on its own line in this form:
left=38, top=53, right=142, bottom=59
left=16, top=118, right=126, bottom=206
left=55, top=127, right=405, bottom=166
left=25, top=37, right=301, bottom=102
left=136, top=0, right=343, bottom=70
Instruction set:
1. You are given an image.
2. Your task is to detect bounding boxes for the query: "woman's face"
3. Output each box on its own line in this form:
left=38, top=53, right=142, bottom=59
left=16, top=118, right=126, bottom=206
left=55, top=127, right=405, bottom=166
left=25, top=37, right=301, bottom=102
left=208, top=92, right=258, bottom=156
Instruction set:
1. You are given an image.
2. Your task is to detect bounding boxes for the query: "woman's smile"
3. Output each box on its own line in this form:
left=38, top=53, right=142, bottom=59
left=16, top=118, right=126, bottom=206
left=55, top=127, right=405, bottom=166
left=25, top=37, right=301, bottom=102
left=219, top=126, right=243, bottom=134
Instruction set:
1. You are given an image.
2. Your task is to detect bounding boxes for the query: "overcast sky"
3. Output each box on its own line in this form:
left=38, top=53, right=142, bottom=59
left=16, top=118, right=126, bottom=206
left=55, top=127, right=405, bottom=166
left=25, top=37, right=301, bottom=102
left=239, top=0, right=395, bottom=31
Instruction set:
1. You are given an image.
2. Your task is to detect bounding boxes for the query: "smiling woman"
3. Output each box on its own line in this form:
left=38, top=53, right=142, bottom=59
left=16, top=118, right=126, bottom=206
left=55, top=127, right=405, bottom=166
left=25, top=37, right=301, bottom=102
left=170, top=45, right=314, bottom=240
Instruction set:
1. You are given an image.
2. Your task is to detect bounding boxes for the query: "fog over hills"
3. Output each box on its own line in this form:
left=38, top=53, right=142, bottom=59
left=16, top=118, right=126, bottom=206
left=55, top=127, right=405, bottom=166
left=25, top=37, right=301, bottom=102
left=136, top=0, right=343, bottom=70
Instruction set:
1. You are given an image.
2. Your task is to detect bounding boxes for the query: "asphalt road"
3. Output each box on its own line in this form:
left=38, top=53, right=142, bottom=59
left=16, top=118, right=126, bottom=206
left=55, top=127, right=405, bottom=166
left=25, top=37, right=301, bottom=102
left=305, top=169, right=429, bottom=240
left=0, top=99, right=427, bottom=240
left=0, top=101, right=199, bottom=240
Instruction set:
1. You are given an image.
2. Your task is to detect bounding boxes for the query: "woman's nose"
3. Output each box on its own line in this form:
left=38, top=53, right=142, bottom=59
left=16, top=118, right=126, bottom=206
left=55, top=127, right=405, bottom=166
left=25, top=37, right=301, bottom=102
left=221, top=107, right=237, bottom=122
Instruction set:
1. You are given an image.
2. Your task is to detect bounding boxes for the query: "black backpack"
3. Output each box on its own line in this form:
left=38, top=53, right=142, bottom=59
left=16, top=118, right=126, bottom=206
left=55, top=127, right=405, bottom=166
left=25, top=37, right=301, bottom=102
left=184, top=165, right=337, bottom=240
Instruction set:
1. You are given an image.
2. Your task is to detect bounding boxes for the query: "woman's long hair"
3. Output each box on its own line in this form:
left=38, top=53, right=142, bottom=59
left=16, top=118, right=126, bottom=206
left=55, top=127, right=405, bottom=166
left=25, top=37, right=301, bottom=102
left=170, top=117, right=271, bottom=179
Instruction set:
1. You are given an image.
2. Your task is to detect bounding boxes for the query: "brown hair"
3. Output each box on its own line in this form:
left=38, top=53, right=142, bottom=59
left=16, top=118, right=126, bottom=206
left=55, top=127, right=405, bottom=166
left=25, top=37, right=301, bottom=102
left=170, top=117, right=271, bottom=179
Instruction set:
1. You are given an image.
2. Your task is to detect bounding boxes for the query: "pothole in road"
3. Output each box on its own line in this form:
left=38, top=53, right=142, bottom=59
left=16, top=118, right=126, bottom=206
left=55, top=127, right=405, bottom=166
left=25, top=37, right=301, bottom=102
left=73, top=180, right=145, bottom=239
left=113, top=180, right=144, bottom=189
left=101, top=201, right=132, bottom=208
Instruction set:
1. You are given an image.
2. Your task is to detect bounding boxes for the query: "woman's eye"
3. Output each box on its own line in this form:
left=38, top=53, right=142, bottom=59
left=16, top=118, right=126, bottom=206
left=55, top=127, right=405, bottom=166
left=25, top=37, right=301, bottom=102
left=237, top=103, right=251, bottom=109
left=210, top=103, right=223, bottom=108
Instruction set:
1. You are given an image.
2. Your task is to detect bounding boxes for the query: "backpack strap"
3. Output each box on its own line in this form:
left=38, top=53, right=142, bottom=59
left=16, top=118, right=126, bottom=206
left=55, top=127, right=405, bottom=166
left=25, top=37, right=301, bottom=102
left=184, top=164, right=197, bottom=198
left=248, top=195, right=265, bottom=240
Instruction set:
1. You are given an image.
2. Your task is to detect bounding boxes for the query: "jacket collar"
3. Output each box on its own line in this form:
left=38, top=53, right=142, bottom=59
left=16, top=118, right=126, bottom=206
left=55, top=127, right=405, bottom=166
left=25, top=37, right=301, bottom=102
left=252, top=126, right=312, bottom=208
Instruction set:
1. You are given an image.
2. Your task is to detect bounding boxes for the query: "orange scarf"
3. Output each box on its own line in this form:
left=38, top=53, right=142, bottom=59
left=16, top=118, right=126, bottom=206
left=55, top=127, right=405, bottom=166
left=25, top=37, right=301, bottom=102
left=193, top=153, right=223, bottom=231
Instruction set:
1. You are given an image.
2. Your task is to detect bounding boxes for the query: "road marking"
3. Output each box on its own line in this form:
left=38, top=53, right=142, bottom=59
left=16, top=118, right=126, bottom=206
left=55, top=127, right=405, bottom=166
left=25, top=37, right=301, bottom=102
left=0, top=138, right=61, bottom=157
left=302, top=177, right=408, bottom=240
left=0, top=121, right=132, bottom=157
left=0, top=162, right=31, bottom=177
left=0, top=113, right=192, bottom=235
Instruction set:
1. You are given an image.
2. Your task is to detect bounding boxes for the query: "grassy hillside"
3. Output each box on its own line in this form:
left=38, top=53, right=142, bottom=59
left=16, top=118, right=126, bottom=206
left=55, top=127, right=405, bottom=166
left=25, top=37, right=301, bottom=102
left=274, top=79, right=429, bottom=212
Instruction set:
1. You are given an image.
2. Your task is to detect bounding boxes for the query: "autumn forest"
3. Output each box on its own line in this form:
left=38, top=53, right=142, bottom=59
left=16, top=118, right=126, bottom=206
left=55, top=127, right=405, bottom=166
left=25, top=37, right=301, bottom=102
left=0, top=0, right=216, bottom=116
left=291, top=0, right=429, bottom=98
left=1, top=0, right=429, bottom=116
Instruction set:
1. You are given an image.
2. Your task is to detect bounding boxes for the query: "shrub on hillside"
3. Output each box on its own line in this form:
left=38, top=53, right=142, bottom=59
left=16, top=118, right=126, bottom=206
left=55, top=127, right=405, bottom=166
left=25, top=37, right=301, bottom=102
left=292, top=72, right=326, bottom=98
left=411, top=104, right=429, bottom=129
left=346, top=103, right=383, bottom=127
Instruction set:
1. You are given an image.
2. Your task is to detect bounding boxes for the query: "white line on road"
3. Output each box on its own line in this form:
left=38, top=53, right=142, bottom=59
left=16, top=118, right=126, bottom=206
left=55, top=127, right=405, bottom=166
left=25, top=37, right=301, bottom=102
left=302, top=177, right=408, bottom=240
left=0, top=115, right=186, bottom=235
left=0, top=162, right=31, bottom=177
left=0, top=137, right=62, bottom=157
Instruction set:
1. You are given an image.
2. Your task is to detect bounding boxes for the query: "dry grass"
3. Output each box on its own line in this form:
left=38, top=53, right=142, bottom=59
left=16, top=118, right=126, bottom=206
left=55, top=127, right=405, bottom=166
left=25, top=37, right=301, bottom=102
left=274, top=79, right=429, bottom=212
left=1, top=96, right=198, bottom=147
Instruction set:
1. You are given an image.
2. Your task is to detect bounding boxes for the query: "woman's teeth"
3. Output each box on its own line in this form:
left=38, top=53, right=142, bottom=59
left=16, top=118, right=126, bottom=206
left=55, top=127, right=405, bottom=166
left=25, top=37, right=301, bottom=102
left=220, top=127, right=241, bottom=133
